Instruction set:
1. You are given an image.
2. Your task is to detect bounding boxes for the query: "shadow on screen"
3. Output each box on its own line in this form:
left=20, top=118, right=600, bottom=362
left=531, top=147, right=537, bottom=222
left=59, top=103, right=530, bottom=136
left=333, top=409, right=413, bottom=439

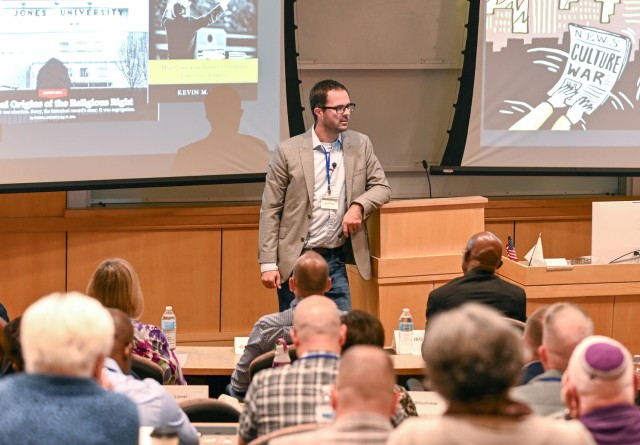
left=172, top=85, right=271, bottom=176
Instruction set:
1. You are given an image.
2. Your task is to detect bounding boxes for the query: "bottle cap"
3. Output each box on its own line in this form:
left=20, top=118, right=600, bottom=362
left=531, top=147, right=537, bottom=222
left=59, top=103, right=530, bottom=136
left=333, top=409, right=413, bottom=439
left=166, top=306, right=172, bottom=310
left=403, top=307, right=409, bottom=312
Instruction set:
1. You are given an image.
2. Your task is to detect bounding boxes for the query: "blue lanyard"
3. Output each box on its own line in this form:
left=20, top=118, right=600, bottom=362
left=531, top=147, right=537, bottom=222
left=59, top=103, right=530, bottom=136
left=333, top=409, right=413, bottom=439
left=322, top=147, right=332, bottom=195
left=298, top=353, right=340, bottom=361
left=538, top=376, right=561, bottom=382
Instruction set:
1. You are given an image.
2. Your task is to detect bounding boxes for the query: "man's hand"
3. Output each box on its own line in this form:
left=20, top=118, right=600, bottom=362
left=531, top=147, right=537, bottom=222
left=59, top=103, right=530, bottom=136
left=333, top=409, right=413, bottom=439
left=261, top=270, right=281, bottom=289
left=342, top=204, right=364, bottom=238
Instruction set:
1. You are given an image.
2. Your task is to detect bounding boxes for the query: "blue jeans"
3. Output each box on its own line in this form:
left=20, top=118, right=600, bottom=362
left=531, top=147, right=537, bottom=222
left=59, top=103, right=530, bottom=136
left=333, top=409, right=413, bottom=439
left=277, top=249, right=352, bottom=312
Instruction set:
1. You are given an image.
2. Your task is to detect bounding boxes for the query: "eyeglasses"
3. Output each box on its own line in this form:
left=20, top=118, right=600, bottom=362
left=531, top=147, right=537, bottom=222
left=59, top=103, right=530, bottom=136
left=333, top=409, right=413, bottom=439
left=319, top=103, right=356, bottom=114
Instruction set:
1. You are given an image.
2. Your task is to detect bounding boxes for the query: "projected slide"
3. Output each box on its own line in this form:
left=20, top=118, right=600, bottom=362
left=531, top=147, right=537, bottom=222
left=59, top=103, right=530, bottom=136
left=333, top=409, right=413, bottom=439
left=0, top=1, right=155, bottom=124
left=461, top=0, right=640, bottom=169
left=0, top=0, right=281, bottom=187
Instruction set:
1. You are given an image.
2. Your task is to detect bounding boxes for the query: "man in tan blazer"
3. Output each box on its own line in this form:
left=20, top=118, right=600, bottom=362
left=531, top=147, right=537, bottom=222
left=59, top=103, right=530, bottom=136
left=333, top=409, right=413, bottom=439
left=259, top=79, right=391, bottom=311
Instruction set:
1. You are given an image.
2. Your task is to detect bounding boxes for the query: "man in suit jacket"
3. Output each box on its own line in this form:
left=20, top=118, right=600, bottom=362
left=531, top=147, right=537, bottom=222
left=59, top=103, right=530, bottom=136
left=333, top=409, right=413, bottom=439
left=259, top=79, right=391, bottom=311
left=426, top=231, right=527, bottom=323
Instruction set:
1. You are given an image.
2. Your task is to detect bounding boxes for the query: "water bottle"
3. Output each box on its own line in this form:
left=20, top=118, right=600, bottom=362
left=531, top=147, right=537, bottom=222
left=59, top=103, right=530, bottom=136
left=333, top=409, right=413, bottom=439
left=161, top=306, right=177, bottom=350
left=398, top=308, right=414, bottom=354
left=315, top=384, right=335, bottom=424
left=272, top=338, right=292, bottom=367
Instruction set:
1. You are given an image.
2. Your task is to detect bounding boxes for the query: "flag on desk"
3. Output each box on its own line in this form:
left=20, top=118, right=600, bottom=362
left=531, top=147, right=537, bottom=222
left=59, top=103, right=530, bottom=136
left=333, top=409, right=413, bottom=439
left=506, top=236, right=518, bottom=261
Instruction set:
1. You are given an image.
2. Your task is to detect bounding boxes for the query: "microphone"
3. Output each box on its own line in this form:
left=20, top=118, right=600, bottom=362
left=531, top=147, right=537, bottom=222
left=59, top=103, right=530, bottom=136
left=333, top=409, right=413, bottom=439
left=330, top=162, right=337, bottom=173
left=421, top=159, right=432, bottom=198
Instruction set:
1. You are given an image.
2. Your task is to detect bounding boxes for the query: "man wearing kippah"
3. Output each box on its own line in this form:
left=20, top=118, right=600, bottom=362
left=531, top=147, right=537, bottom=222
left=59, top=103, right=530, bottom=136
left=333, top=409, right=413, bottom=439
left=562, top=335, right=640, bottom=445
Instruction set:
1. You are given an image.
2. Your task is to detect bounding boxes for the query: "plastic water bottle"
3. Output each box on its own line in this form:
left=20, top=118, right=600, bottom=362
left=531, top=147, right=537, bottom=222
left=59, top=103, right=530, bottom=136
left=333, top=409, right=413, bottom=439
left=398, top=308, right=414, bottom=354
left=161, top=306, right=177, bottom=350
left=272, top=338, right=291, bottom=367
left=315, top=384, right=335, bottom=424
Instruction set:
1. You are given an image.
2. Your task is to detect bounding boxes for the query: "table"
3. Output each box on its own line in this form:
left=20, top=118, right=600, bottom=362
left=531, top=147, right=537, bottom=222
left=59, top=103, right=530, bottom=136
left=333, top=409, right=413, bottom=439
left=177, top=346, right=425, bottom=377
left=140, top=423, right=238, bottom=445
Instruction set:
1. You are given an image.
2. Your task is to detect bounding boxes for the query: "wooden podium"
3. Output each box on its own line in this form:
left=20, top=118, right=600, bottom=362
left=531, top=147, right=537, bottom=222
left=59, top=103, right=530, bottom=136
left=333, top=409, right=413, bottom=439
left=497, top=259, right=640, bottom=354
left=347, top=196, right=488, bottom=346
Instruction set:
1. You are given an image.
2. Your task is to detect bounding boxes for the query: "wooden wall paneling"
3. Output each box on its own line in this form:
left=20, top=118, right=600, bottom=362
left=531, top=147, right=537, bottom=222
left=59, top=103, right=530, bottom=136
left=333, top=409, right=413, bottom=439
left=0, top=192, right=66, bottom=217
left=378, top=281, right=432, bottom=346
left=220, top=228, right=277, bottom=333
left=67, top=230, right=222, bottom=342
left=347, top=265, right=380, bottom=314
left=514, top=219, right=592, bottom=261
left=484, top=221, right=515, bottom=250
left=611, top=295, right=640, bottom=354
left=527, top=296, right=614, bottom=338
left=0, top=233, right=67, bottom=317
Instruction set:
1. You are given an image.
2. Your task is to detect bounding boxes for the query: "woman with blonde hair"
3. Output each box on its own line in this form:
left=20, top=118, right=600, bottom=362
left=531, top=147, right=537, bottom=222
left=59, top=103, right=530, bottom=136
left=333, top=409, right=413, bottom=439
left=86, top=258, right=186, bottom=385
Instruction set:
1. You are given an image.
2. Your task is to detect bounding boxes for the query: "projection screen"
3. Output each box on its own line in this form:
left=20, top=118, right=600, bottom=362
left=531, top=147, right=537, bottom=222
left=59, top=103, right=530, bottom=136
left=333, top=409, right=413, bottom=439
left=443, top=0, right=640, bottom=172
left=0, top=0, right=288, bottom=190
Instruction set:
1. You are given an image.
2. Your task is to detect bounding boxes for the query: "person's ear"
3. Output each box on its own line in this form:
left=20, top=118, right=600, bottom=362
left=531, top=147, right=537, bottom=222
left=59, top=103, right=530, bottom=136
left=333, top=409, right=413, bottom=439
left=496, top=259, right=503, bottom=269
left=338, top=323, right=347, bottom=348
left=289, top=276, right=296, bottom=293
left=389, top=389, right=400, bottom=417
left=324, top=278, right=332, bottom=294
left=290, top=327, right=300, bottom=348
left=539, top=344, right=549, bottom=370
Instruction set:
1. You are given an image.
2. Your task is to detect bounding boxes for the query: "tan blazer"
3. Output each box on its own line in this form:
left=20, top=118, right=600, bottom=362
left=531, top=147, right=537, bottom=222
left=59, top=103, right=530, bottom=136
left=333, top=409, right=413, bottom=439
left=259, top=129, right=391, bottom=281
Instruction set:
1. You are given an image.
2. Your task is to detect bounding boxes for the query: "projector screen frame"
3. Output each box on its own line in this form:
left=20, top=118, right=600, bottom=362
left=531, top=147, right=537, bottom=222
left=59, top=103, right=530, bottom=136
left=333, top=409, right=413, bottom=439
left=437, top=0, right=640, bottom=178
left=0, top=0, right=305, bottom=194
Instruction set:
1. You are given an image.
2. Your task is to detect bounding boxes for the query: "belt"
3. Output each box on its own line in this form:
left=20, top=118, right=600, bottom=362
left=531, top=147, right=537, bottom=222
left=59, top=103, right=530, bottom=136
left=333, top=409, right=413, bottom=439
left=303, top=246, right=343, bottom=257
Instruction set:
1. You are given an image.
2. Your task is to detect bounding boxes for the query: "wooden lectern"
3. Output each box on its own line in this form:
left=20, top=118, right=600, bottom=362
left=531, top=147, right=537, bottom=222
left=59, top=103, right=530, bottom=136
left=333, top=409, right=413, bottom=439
left=497, top=259, right=640, bottom=354
left=347, top=196, right=488, bottom=346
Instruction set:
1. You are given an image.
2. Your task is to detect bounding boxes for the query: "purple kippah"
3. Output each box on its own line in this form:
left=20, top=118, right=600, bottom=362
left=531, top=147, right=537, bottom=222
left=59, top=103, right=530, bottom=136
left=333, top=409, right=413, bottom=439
left=580, top=342, right=626, bottom=380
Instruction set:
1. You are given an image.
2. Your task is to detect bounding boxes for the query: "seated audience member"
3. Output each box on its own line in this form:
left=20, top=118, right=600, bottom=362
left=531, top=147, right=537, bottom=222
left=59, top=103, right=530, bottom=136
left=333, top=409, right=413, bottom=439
left=512, top=302, right=594, bottom=416
left=238, top=295, right=345, bottom=445
left=426, top=231, right=526, bottom=323
left=227, top=251, right=331, bottom=399
left=341, top=309, right=417, bottom=421
left=519, top=305, right=549, bottom=385
left=86, top=257, right=186, bottom=384
left=1, top=316, right=23, bottom=373
left=0, top=292, right=139, bottom=445
left=271, top=345, right=398, bottom=445
left=387, top=303, right=595, bottom=445
left=104, top=308, right=199, bottom=445
left=562, top=335, right=640, bottom=445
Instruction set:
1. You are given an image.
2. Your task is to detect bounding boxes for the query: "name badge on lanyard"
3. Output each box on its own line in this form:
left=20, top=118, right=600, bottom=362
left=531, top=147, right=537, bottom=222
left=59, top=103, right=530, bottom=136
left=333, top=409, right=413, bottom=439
left=321, top=195, right=339, bottom=210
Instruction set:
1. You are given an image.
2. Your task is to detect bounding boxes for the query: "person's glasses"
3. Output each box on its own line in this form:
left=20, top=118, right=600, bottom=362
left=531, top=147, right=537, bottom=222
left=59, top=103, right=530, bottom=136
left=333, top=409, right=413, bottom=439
left=320, top=103, right=356, bottom=114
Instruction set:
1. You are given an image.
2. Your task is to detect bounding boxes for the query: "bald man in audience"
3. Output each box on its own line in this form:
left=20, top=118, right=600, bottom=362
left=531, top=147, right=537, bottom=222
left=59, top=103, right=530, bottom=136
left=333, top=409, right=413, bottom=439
left=227, top=251, right=332, bottom=399
left=237, top=295, right=345, bottom=445
left=426, top=231, right=526, bottom=323
left=104, top=308, right=199, bottom=445
left=0, top=292, right=139, bottom=445
left=271, top=345, right=398, bottom=445
left=562, top=335, right=640, bottom=445
left=519, top=305, right=548, bottom=385
left=512, top=302, right=594, bottom=416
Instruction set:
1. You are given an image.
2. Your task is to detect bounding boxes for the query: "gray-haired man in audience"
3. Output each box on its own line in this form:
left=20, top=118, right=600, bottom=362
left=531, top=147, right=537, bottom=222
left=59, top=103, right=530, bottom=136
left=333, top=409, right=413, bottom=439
left=0, top=292, right=139, bottom=445
left=562, top=335, right=640, bottom=445
left=512, top=302, right=594, bottom=416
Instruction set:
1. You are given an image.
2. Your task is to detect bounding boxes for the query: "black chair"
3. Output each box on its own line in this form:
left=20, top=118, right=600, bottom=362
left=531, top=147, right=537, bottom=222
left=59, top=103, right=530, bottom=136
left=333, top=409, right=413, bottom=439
left=248, top=346, right=297, bottom=381
left=179, top=398, right=241, bottom=423
left=131, top=354, right=164, bottom=384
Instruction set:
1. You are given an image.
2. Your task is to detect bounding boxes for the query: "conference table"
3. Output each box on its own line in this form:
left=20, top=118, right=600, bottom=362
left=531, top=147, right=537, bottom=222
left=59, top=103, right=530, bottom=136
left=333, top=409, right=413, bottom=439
left=176, top=346, right=425, bottom=377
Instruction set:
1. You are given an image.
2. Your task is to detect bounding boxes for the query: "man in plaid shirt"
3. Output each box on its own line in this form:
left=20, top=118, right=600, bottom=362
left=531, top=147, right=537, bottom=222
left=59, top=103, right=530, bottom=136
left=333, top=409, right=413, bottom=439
left=237, top=295, right=345, bottom=444
left=227, top=251, right=332, bottom=399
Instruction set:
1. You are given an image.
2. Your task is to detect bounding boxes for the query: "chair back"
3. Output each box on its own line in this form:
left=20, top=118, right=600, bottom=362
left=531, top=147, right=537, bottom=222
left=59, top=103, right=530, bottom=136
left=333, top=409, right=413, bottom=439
left=179, top=397, right=241, bottom=423
left=502, top=317, right=526, bottom=333
left=131, top=354, right=164, bottom=384
left=248, top=346, right=297, bottom=381
left=246, top=423, right=318, bottom=445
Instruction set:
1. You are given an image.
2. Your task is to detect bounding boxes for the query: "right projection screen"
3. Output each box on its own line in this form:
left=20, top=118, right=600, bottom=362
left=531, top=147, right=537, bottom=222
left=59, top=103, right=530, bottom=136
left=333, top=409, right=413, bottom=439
left=461, top=0, right=640, bottom=170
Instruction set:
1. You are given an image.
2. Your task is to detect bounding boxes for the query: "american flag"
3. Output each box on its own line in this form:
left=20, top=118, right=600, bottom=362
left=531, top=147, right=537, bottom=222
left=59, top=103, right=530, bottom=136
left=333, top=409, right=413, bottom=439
left=506, top=236, right=518, bottom=261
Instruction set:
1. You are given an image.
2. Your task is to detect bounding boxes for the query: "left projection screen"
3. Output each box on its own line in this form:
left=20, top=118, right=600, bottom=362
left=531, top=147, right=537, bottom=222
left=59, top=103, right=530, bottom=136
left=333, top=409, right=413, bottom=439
left=0, top=0, right=285, bottom=189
